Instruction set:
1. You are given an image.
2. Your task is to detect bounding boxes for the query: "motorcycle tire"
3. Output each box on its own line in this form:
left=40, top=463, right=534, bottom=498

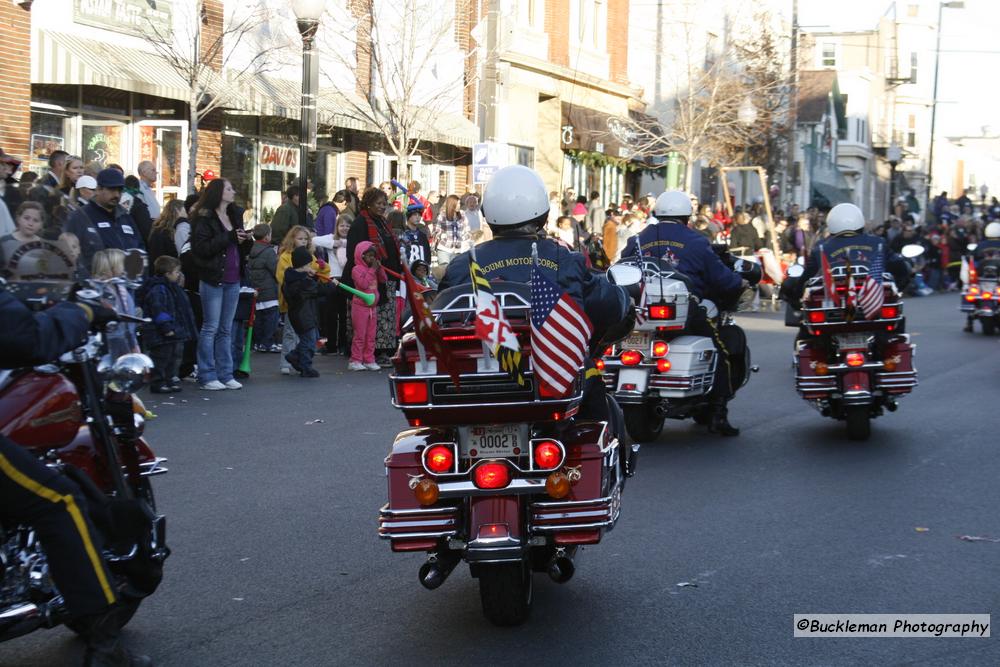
left=623, top=404, right=664, bottom=442
left=479, top=562, right=532, bottom=626
left=982, top=319, right=996, bottom=336
left=845, top=406, right=871, bottom=441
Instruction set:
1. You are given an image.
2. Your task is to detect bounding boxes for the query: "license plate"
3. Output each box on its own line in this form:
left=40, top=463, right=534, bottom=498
left=463, top=425, right=522, bottom=458
left=622, top=332, right=649, bottom=350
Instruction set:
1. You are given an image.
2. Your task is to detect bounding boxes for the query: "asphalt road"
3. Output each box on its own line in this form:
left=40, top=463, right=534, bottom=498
left=3, top=293, right=999, bottom=666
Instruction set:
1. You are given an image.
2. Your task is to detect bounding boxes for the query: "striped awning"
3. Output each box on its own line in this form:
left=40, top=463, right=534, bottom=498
left=32, top=30, right=212, bottom=103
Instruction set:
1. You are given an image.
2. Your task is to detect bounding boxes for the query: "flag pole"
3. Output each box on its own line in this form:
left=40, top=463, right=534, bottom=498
left=469, top=242, right=495, bottom=364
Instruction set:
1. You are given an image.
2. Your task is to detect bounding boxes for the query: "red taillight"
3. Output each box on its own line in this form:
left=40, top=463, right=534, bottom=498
left=620, top=350, right=642, bottom=366
left=845, top=352, right=865, bottom=367
left=880, top=305, right=899, bottom=319
left=983, top=292, right=994, bottom=300
left=398, top=380, right=428, bottom=404
left=424, top=444, right=454, bottom=474
left=533, top=440, right=562, bottom=470
left=473, top=461, right=511, bottom=489
left=652, top=341, right=669, bottom=357
left=603, top=346, right=614, bottom=357
left=968, top=285, right=980, bottom=295
left=656, top=358, right=671, bottom=372
left=649, top=304, right=676, bottom=319
left=807, top=311, right=826, bottom=324
left=595, top=359, right=605, bottom=371
left=965, top=294, right=977, bottom=302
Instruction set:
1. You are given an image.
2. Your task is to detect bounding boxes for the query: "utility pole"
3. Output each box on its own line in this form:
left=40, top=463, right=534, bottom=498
left=785, top=0, right=799, bottom=209
left=926, top=1, right=965, bottom=217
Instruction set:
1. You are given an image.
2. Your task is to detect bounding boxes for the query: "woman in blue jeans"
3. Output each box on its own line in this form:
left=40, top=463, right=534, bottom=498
left=189, top=178, right=252, bottom=390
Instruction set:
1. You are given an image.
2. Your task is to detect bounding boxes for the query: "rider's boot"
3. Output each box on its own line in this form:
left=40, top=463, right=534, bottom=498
left=963, top=317, right=974, bottom=333
left=81, top=604, right=153, bottom=667
left=707, top=404, right=740, bottom=437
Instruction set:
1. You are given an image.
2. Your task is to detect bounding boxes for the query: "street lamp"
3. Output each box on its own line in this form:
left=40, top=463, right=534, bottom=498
left=292, top=0, right=325, bottom=230
left=737, top=97, right=758, bottom=209
left=887, top=143, right=902, bottom=217
left=926, top=0, right=964, bottom=219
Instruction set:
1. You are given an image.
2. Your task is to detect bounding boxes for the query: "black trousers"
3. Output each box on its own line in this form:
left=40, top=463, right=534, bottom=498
left=322, top=289, right=349, bottom=352
left=148, top=341, right=183, bottom=386
left=686, top=305, right=738, bottom=405
left=0, top=435, right=116, bottom=616
left=180, top=288, right=203, bottom=378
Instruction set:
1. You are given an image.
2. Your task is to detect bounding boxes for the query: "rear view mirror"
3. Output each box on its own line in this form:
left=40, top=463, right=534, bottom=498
left=607, top=264, right=643, bottom=287
left=900, top=244, right=925, bottom=259
left=786, top=264, right=804, bottom=278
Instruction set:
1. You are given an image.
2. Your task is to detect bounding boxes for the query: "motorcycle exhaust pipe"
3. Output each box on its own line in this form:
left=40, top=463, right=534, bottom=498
left=418, top=552, right=460, bottom=591
left=653, top=404, right=667, bottom=417
left=0, top=602, right=47, bottom=641
left=547, top=549, right=577, bottom=584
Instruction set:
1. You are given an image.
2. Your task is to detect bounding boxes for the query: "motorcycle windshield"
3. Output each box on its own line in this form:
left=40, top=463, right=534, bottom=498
left=0, top=238, right=79, bottom=304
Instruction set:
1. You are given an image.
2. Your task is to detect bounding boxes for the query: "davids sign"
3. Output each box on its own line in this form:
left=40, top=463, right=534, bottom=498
left=259, top=143, right=298, bottom=173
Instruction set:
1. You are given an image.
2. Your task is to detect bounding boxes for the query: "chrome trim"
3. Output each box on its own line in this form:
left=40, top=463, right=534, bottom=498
left=379, top=504, right=458, bottom=517
left=530, top=518, right=616, bottom=532
left=380, top=518, right=457, bottom=529
left=534, top=509, right=610, bottom=520
left=138, top=457, right=168, bottom=477
left=436, top=476, right=547, bottom=498
left=533, top=494, right=616, bottom=509
left=379, top=530, right=457, bottom=540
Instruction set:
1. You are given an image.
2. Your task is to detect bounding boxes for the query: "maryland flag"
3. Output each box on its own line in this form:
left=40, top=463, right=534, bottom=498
left=469, top=259, right=525, bottom=386
left=401, top=261, right=461, bottom=387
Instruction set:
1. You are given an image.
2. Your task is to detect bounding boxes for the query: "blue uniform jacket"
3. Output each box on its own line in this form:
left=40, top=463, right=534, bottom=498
left=438, top=234, right=628, bottom=340
left=65, top=201, right=146, bottom=274
left=621, top=221, right=743, bottom=300
left=801, top=232, right=910, bottom=287
left=973, top=239, right=1000, bottom=262
left=0, top=291, right=89, bottom=368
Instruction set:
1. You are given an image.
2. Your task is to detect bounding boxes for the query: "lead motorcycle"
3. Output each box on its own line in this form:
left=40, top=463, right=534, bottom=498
left=0, top=240, right=169, bottom=644
left=378, top=282, right=637, bottom=626
left=600, top=248, right=760, bottom=441
left=781, top=245, right=923, bottom=440
left=960, top=244, right=1000, bottom=335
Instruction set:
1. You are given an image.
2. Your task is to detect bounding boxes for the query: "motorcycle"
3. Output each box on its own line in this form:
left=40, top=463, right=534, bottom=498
left=378, top=282, right=636, bottom=626
left=0, top=240, right=169, bottom=643
left=600, top=248, right=760, bottom=442
left=960, top=244, right=1000, bottom=335
left=781, top=245, right=923, bottom=440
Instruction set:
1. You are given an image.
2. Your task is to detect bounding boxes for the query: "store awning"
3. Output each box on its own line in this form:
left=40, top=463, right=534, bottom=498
left=32, top=30, right=214, bottom=103
left=561, top=102, right=653, bottom=159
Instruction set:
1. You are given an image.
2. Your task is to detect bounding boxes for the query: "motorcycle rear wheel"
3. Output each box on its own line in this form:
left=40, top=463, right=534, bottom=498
left=845, top=406, right=871, bottom=441
left=479, top=562, right=532, bottom=626
left=623, top=404, right=664, bottom=442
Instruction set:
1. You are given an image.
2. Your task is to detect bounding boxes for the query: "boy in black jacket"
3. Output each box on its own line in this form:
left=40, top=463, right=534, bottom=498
left=141, top=255, right=198, bottom=392
left=282, top=246, right=338, bottom=377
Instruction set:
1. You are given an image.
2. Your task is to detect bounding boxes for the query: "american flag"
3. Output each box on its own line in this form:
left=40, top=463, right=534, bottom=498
left=633, top=240, right=647, bottom=324
left=530, top=265, right=593, bottom=398
left=855, top=246, right=885, bottom=319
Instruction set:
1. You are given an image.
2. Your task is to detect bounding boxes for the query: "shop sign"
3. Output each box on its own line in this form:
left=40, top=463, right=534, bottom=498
left=259, top=142, right=298, bottom=173
left=472, top=141, right=507, bottom=185
left=74, top=0, right=173, bottom=39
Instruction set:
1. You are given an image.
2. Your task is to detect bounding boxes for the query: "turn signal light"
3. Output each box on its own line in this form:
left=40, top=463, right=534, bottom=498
left=652, top=341, right=669, bottom=357
left=397, top=380, right=428, bottom=404
left=595, top=359, right=605, bottom=371
left=412, top=478, right=439, bottom=506
left=845, top=352, right=865, bottom=367
left=533, top=440, right=563, bottom=470
left=807, top=311, right=826, bottom=324
left=982, top=292, right=994, bottom=300
left=603, top=346, right=614, bottom=357
left=965, top=294, right=977, bottom=302
left=880, top=306, right=899, bottom=319
left=815, top=362, right=829, bottom=376
left=473, top=461, right=511, bottom=490
left=545, top=471, right=571, bottom=499
left=969, top=285, right=980, bottom=295
left=424, top=444, right=455, bottom=474
left=656, top=358, right=672, bottom=373
left=649, top=304, right=676, bottom=320
left=883, top=358, right=897, bottom=372
left=620, top=350, right=642, bottom=366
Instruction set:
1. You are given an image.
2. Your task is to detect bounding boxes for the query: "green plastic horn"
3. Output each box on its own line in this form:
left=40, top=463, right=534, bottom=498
left=335, top=281, right=376, bottom=306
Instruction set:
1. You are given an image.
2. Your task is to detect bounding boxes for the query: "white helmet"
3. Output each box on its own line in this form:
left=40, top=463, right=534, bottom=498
left=653, top=190, right=693, bottom=219
left=985, top=222, right=1000, bottom=239
left=481, top=165, right=549, bottom=227
left=826, top=203, right=865, bottom=235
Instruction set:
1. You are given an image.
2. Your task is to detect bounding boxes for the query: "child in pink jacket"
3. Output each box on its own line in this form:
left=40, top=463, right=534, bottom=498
left=349, top=240, right=387, bottom=371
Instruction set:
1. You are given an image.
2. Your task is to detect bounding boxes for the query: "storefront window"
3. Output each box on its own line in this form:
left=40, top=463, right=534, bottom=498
left=82, top=118, right=126, bottom=170
left=223, top=113, right=260, bottom=136
left=29, top=110, right=74, bottom=173
left=222, top=135, right=258, bottom=212
left=32, top=84, right=77, bottom=108
left=81, top=86, right=129, bottom=116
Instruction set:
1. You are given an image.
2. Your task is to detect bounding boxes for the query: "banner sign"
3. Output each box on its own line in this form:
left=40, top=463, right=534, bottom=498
left=74, top=0, right=173, bottom=39
left=259, top=142, right=298, bottom=173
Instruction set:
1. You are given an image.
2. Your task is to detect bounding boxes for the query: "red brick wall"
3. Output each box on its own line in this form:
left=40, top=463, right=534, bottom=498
left=345, top=150, right=368, bottom=191
left=546, top=0, right=569, bottom=67
left=455, top=0, right=478, bottom=120
left=607, top=0, right=629, bottom=85
left=196, top=110, right=222, bottom=178
left=351, top=0, right=373, bottom=99
left=0, top=3, right=32, bottom=163
left=200, top=0, right=224, bottom=71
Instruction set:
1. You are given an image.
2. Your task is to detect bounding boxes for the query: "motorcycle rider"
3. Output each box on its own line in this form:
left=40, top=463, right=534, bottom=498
left=438, top=165, right=632, bottom=432
left=0, top=288, right=151, bottom=667
left=973, top=222, right=1000, bottom=262
left=621, top=190, right=749, bottom=436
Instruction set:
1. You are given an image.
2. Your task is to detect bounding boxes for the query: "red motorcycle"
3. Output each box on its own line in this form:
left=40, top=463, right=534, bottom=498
left=0, top=241, right=169, bottom=643
left=379, top=282, right=635, bottom=625
left=784, top=256, right=919, bottom=440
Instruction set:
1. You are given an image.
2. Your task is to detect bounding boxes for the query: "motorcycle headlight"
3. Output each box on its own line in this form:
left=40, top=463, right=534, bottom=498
left=108, top=353, right=154, bottom=393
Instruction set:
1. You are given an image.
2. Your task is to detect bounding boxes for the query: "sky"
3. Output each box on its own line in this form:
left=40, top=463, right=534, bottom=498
left=798, top=0, right=1000, bottom=138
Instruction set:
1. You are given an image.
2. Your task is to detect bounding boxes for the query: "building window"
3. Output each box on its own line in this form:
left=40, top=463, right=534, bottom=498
left=907, top=114, right=916, bottom=148
left=909, top=52, right=918, bottom=83
left=593, top=0, right=602, bottom=49
left=578, top=0, right=587, bottom=41
left=821, top=43, right=836, bottom=68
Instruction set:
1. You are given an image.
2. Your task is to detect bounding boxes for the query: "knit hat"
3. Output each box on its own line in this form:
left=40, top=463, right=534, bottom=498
left=292, top=246, right=313, bottom=269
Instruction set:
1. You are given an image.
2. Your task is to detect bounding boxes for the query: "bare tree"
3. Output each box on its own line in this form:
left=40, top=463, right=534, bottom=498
left=320, top=0, right=475, bottom=184
left=143, top=0, right=291, bottom=191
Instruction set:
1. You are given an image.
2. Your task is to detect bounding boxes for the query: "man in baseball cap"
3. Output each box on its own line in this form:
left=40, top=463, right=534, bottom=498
left=65, top=167, right=145, bottom=272
left=74, top=175, right=98, bottom=205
